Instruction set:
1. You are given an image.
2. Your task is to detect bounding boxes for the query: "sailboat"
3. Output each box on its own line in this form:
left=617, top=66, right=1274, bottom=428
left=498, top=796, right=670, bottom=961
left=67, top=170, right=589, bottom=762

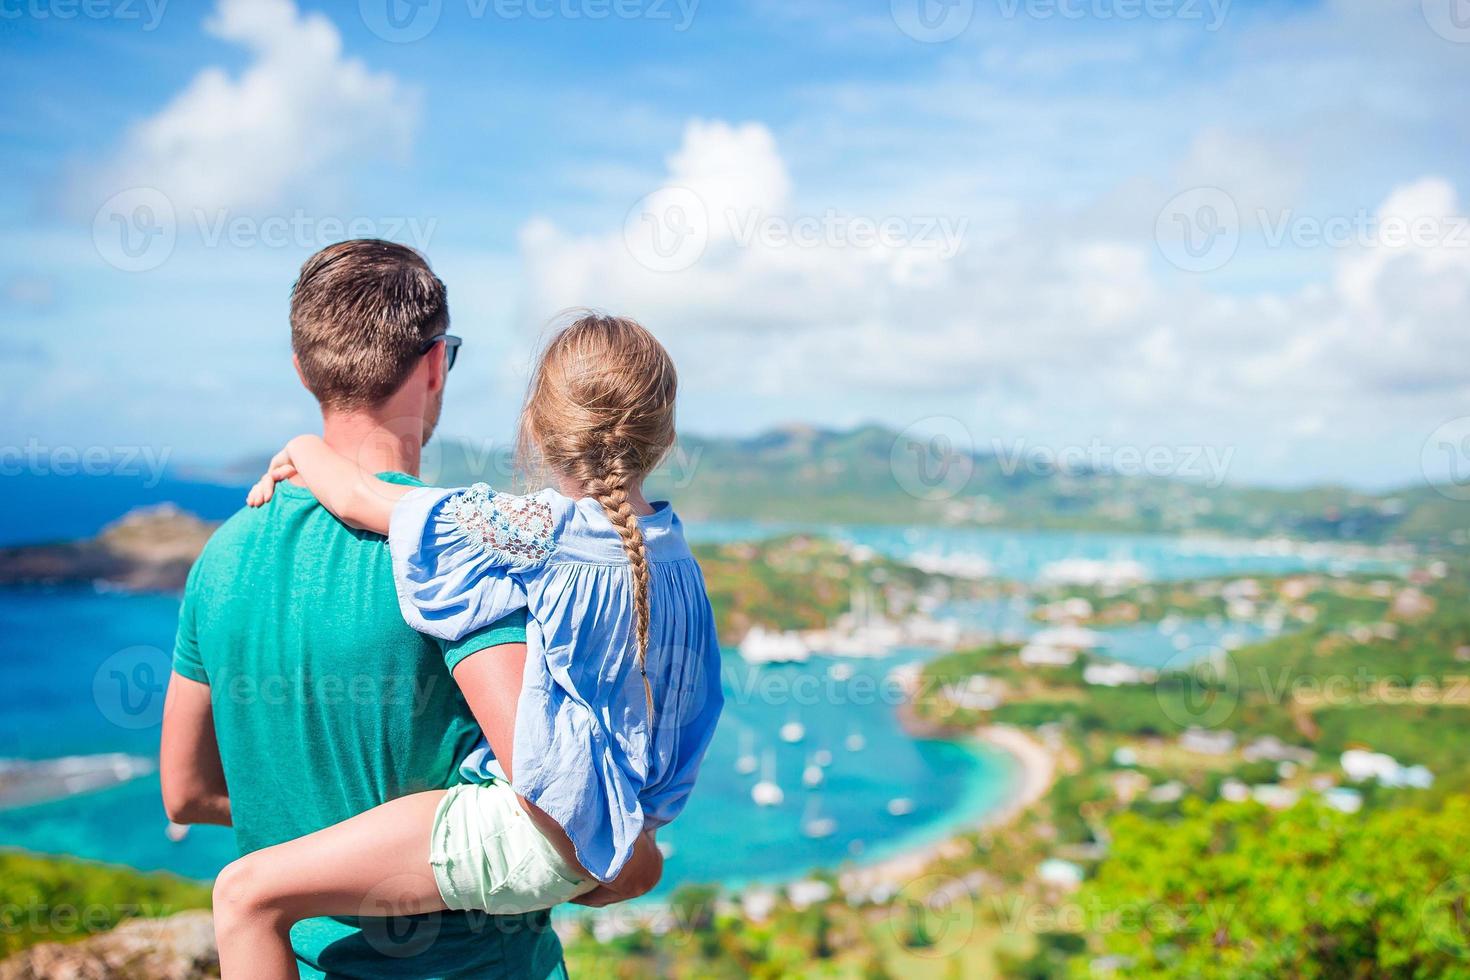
left=801, top=796, right=836, bottom=839
left=734, top=729, right=758, bottom=776
left=751, top=749, right=784, bottom=807
left=844, top=723, right=866, bottom=753
left=802, top=754, right=824, bottom=789
left=779, top=711, right=806, bottom=744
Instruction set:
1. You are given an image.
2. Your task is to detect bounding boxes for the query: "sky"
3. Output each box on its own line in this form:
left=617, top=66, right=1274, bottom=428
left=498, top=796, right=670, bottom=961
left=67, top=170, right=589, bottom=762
left=2, top=0, right=1469, bottom=490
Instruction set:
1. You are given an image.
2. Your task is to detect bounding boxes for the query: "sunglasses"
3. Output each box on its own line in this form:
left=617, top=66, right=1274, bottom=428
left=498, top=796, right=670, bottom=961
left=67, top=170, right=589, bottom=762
left=422, top=334, right=462, bottom=373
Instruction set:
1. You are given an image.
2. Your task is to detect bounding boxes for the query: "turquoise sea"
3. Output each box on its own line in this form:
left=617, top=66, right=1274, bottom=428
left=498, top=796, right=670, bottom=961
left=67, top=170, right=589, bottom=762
left=0, top=474, right=1382, bottom=893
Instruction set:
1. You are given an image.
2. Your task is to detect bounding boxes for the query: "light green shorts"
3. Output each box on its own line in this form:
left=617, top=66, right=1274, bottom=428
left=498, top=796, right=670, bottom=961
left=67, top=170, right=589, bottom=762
left=429, top=780, right=595, bottom=915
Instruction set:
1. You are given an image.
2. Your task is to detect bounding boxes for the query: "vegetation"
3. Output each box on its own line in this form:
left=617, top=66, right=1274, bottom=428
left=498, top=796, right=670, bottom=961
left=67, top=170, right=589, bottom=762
left=1073, top=797, right=1470, bottom=978
left=0, top=850, right=211, bottom=957
left=559, top=555, right=1470, bottom=977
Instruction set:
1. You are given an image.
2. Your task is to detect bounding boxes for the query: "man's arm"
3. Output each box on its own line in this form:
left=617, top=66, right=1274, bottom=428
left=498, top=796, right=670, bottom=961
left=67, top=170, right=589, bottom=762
left=451, top=643, right=663, bottom=903
left=159, top=673, right=231, bottom=826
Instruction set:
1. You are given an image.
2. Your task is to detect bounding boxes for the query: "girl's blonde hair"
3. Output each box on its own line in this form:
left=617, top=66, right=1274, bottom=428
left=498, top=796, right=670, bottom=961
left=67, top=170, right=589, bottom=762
left=518, top=311, right=677, bottom=716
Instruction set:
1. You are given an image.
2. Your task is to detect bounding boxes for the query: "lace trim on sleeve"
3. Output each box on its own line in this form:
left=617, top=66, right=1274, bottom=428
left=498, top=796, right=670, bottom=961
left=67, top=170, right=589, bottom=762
left=445, top=483, right=555, bottom=565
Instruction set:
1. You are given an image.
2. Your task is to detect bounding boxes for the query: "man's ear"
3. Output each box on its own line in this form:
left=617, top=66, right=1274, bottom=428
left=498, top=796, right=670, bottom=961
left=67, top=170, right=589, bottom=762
left=423, top=340, right=446, bottom=394
left=292, top=353, right=307, bottom=389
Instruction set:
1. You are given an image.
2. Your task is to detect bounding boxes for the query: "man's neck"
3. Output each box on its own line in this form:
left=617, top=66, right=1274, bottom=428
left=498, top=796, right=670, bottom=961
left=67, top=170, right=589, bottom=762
left=320, top=409, right=423, bottom=478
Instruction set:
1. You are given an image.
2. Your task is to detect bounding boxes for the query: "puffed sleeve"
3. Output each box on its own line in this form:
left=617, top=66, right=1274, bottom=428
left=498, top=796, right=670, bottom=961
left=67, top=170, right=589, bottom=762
left=387, top=483, right=561, bottom=641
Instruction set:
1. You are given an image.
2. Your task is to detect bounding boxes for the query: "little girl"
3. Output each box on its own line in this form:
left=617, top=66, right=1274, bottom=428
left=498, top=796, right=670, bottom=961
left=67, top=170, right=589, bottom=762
left=214, top=313, right=724, bottom=978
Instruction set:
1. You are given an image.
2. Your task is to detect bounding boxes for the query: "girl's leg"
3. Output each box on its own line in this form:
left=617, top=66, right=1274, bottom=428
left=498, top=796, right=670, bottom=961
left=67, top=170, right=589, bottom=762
left=212, top=790, right=447, bottom=980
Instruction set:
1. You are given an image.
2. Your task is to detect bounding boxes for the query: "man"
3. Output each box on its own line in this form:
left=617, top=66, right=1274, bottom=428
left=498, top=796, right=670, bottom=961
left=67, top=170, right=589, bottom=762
left=160, top=240, right=658, bottom=978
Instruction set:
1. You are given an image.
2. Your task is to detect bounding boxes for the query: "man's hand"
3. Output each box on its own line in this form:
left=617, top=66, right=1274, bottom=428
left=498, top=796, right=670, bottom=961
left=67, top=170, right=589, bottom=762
left=572, top=829, right=663, bottom=907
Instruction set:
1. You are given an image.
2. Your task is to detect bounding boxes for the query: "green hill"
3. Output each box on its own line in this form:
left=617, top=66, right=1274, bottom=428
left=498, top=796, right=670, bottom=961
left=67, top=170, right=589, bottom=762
left=420, top=423, right=1463, bottom=546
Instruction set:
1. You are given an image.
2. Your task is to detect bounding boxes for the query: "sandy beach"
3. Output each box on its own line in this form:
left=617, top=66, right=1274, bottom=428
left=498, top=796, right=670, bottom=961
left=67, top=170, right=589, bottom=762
left=836, top=724, right=1057, bottom=897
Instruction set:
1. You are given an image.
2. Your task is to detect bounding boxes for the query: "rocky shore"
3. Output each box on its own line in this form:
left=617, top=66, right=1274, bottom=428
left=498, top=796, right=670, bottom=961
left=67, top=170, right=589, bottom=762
left=0, top=911, right=217, bottom=980
left=0, top=506, right=214, bottom=593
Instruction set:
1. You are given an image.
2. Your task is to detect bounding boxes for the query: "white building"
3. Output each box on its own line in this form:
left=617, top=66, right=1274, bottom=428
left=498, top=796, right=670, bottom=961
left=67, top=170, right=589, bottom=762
left=1340, top=749, right=1433, bottom=788
left=1179, top=727, right=1236, bottom=756
left=1083, top=660, right=1156, bottom=687
left=1037, top=858, right=1085, bottom=890
left=738, top=626, right=810, bottom=664
left=1242, top=736, right=1315, bottom=765
left=1021, top=625, right=1104, bottom=667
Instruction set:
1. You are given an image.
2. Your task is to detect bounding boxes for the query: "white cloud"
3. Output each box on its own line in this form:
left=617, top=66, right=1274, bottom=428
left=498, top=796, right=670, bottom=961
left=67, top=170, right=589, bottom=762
left=516, top=118, right=1470, bottom=481
left=85, top=0, right=418, bottom=214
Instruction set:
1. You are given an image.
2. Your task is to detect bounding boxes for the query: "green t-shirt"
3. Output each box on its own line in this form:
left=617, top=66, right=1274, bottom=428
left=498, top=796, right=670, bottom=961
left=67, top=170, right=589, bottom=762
left=172, top=473, right=565, bottom=979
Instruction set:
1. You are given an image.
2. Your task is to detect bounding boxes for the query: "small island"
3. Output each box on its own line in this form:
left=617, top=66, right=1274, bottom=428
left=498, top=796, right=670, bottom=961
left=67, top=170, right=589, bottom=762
left=0, top=505, right=215, bottom=593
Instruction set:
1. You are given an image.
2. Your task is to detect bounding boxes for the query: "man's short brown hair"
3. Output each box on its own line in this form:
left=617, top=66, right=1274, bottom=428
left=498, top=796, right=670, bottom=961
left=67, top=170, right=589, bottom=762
left=290, top=239, right=448, bottom=409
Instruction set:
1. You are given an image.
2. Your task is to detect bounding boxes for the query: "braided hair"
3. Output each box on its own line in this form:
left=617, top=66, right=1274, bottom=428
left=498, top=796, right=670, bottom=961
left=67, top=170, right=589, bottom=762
left=518, top=312, right=677, bottom=719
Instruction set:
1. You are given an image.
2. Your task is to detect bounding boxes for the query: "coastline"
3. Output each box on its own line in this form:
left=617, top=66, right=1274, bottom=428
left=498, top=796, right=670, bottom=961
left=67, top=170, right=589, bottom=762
left=836, top=724, right=1056, bottom=897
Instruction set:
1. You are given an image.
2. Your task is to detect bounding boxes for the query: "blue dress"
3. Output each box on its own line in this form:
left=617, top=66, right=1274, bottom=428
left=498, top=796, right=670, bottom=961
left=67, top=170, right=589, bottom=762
left=388, top=484, right=725, bottom=883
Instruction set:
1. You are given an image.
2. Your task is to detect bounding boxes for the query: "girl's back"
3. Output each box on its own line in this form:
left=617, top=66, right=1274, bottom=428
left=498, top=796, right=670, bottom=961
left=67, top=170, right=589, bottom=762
left=390, top=482, right=725, bottom=881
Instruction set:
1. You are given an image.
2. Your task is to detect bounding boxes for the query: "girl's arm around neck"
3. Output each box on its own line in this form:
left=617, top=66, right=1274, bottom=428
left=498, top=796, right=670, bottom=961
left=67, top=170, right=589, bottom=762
left=285, top=435, right=409, bottom=534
